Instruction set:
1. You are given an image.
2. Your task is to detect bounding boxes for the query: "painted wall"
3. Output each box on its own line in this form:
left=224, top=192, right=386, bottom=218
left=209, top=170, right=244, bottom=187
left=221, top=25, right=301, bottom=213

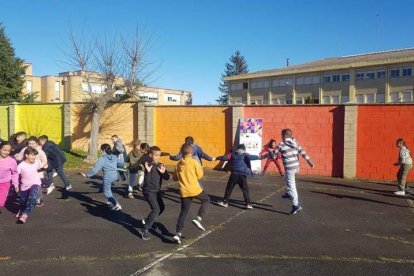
left=244, top=105, right=344, bottom=177
left=154, top=106, right=232, bottom=168
left=14, top=104, right=63, bottom=145
left=0, top=105, right=9, bottom=139
left=357, top=105, right=414, bottom=181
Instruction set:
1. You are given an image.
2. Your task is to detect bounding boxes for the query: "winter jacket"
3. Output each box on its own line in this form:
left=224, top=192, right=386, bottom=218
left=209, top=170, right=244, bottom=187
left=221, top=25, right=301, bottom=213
left=217, top=149, right=260, bottom=176
left=86, top=154, right=124, bottom=184
left=142, top=162, right=170, bottom=193
left=170, top=144, right=212, bottom=165
left=176, top=154, right=204, bottom=197
left=126, top=150, right=144, bottom=173
left=112, top=139, right=127, bottom=160
left=42, top=141, right=67, bottom=170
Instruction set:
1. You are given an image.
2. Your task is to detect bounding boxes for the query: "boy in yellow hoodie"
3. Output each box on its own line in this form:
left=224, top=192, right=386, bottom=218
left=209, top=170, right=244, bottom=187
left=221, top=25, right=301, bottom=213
left=173, top=143, right=210, bottom=244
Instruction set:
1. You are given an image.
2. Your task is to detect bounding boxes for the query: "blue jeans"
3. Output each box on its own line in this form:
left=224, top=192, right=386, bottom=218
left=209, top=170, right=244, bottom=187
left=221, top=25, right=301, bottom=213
left=285, top=168, right=299, bottom=206
left=19, top=185, right=41, bottom=214
left=104, top=173, right=118, bottom=206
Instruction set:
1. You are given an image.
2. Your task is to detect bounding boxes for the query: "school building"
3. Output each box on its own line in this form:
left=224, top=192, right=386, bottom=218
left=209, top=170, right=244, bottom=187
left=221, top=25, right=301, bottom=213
left=22, top=63, right=192, bottom=105
left=225, top=48, right=414, bottom=105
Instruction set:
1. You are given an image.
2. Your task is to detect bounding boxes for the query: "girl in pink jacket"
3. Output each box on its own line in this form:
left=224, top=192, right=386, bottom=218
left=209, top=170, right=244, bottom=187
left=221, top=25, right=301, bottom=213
left=0, top=141, right=19, bottom=208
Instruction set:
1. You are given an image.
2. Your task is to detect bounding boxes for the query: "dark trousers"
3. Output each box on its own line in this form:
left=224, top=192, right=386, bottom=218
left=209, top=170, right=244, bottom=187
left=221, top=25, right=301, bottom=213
left=176, top=191, right=210, bottom=233
left=143, top=191, right=165, bottom=230
left=223, top=173, right=251, bottom=205
left=45, top=166, right=70, bottom=188
left=19, top=185, right=41, bottom=215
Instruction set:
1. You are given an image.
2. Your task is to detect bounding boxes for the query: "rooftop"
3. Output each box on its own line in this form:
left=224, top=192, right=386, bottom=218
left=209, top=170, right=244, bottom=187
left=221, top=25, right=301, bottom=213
left=225, top=47, right=414, bottom=81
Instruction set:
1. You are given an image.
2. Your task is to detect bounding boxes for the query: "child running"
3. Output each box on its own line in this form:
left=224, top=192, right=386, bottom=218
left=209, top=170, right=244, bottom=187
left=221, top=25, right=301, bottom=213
left=81, top=144, right=124, bottom=210
left=260, top=139, right=284, bottom=176
left=216, top=144, right=262, bottom=209
left=173, top=143, right=210, bottom=244
left=125, top=140, right=147, bottom=198
left=267, top=129, right=314, bottom=215
left=393, top=138, right=412, bottom=196
left=138, top=146, right=170, bottom=241
left=16, top=148, right=44, bottom=223
left=0, top=141, right=18, bottom=209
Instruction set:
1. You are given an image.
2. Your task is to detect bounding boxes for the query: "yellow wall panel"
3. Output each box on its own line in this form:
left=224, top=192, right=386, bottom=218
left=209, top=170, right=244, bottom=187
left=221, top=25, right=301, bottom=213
left=15, top=104, right=63, bottom=145
left=0, top=105, right=9, bottom=139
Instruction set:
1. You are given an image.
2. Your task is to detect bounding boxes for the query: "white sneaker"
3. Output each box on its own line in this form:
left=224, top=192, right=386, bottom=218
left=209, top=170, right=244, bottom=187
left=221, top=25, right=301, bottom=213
left=112, top=203, right=122, bottom=211
left=105, top=200, right=113, bottom=207
left=173, top=233, right=182, bottom=244
left=394, top=190, right=406, bottom=196
left=128, top=192, right=134, bottom=199
left=142, top=219, right=146, bottom=225
left=46, top=183, right=55, bottom=195
left=192, top=216, right=205, bottom=231
left=65, top=185, right=73, bottom=191
left=52, top=172, right=58, bottom=177
left=217, top=201, right=228, bottom=208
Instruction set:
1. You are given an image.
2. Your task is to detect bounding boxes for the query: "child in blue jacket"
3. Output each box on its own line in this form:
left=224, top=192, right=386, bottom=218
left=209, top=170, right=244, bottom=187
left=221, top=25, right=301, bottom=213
left=81, top=144, right=124, bottom=210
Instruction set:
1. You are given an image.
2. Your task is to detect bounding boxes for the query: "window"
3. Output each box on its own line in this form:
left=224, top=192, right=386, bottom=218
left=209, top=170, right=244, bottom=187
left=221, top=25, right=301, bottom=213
left=366, top=72, right=375, bottom=79
left=402, top=68, right=412, bottom=77
left=26, top=81, right=32, bottom=92
left=243, top=82, right=248, bottom=89
left=341, top=96, right=349, bottom=103
left=356, top=72, right=365, bottom=80
left=54, top=81, right=60, bottom=100
left=391, top=69, right=400, bottom=78
left=114, top=90, right=124, bottom=99
left=341, top=74, right=350, bottom=82
left=323, top=95, right=340, bottom=104
left=251, top=80, right=270, bottom=89
left=402, top=91, right=412, bottom=102
left=322, top=96, right=330, bottom=104
left=296, top=99, right=303, bottom=104
left=377, top=70, right=386, bottom=79
left=230, top=83, right=243, bottom=90
left=313, top=98, right=320, bottom=104
left=323, top=75, right=331, bottom=83
left=286, top=99, right=293, bottom=104
left=332, top=75, right=340, bottom=82
left=366, top=94, right=375, bottom=103
left=331, top=95, right=340, bottom=104
left=356, top=94, right=364, bottom=104
left=376, top=94, right=385, bottom=103
left=390, top=92, right=400, bottom=102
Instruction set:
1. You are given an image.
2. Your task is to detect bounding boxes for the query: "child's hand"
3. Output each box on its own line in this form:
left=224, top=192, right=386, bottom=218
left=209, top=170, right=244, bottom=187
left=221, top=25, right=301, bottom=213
left=145, top=161, right=153, bottom=173
left=80, top=172, right=87, bottom=177
left=14, top=186, right=19, bottom=193
left=393, top=162, right=400, bottom=166
left=158, top=164, right=166, bottom=174
left=212, top=157, right=216, bottom=161
left=310, top=164, right=315, bottom=169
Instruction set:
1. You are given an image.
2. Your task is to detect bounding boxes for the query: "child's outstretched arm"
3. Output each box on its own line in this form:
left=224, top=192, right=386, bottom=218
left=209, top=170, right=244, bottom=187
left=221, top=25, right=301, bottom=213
left=83, top=157, right=104, bottom=177
left=216, top=153, right=232, bottom=161
left=169, top=152, right=183, bottom=161
left=297, top=143, right=314, bottom=168
left=198, top=147, right=214, bottom=161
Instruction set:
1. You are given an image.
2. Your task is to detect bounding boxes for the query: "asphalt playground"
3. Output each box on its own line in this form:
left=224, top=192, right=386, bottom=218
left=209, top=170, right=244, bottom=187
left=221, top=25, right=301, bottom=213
left=0, top=169, right=413, bottom=276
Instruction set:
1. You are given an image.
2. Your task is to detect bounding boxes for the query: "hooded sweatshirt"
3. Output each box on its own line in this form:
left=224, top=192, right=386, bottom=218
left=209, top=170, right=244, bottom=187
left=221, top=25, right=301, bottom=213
left=176, top=154, right=204, bottom=197
left=270, top=138, right=313, bottom=171
left=126, top=149, right=144, bottom=173
left=86, top=154, right=124, bottom=182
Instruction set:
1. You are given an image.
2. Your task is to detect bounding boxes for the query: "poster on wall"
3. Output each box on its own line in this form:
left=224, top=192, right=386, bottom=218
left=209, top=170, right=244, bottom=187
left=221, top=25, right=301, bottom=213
left=239, top=118, right=263, bottom=173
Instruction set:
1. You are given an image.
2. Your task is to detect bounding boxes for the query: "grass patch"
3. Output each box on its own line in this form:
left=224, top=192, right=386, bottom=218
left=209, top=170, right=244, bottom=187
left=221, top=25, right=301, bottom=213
left=64, top=150, right=91, bottom=169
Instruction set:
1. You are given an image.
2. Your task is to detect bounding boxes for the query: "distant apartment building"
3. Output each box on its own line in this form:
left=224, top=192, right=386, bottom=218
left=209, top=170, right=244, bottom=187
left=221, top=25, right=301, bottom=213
left=22, top=63, right=192, bottom=105
left=225, top=48, right=414, bottom=105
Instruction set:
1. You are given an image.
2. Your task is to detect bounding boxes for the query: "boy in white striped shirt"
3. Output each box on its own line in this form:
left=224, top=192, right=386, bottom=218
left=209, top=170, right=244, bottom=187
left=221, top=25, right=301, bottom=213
left=269, top=129, right=314, bottom=214
left=393, top=138, right=412, bottom=196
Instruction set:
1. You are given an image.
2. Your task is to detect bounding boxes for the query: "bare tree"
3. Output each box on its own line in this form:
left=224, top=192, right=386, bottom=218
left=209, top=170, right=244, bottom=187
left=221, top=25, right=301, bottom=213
left=63, top=27, right=155, bottom=161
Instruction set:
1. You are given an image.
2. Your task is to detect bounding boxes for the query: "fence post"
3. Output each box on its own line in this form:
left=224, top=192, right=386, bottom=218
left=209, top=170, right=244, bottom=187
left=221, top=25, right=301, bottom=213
left=231, top=105, right=244, bottom=145
left=343, top=104, right=358, bottom=179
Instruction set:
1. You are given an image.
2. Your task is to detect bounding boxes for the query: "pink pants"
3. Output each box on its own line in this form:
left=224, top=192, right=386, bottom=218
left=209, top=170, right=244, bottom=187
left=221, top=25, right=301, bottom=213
left=0, top=181, right=11, bottom=207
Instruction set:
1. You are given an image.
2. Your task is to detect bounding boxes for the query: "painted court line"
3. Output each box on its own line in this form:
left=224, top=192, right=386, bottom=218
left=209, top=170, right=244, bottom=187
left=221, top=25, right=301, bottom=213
left=130, top=187, right=285, bottom=276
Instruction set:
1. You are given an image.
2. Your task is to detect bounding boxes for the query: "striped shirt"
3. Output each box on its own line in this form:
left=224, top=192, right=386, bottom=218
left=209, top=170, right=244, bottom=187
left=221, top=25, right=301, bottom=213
left=269, top=138, right=313, bottom=171
left=399, top=146, right=412, bottom=165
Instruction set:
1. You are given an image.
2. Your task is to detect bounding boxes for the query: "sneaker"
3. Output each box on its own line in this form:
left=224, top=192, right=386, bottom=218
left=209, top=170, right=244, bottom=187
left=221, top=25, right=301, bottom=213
left=246, top=204, right=253, bottom=209
left=65, top=185, right=73, bottom=191
left=46, top=183, right=55, bottom=195
left=173, top=232, right=182, bottom=244
left=36, top=200, right=44, bottom=207
left=217, top=201, right=228, bottom=208
left=112, top=203, right=122, bottom=211
left=18, top=213, right=28, bottom=223
left=138, top=228, right=150, bottom=240
left=192, top=216, right=206, bottom=231
left=127, top=192, right=134, bottom=199
left=394, top=190, right=406, bottom=196
left=16, top=210, right=21, bottom=218
left=290, top=205, right=303, bottom=215
left=52, top=172, right=58, bottom=177
left=128, top=186, right=133, bottom=193
left=105, top=200, right=113, bottom=207
left=281, top=193, right=293, bottom=200
left=142, top=219, right=146, bottom=225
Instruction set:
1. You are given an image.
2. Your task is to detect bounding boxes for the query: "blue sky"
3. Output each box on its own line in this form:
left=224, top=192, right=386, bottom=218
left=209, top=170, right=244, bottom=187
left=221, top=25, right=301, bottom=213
left=1, top=0, right=414, bottom=104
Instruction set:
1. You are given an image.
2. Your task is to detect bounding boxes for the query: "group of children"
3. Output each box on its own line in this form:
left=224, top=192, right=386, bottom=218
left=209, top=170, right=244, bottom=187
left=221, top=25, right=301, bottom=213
left=0, top=132, right=71, bottom=223
left=2, top=128, right=411, bottom=244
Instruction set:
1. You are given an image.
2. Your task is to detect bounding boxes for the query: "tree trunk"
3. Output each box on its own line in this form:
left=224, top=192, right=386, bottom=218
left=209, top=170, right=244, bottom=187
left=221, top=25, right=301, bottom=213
left=87, top=109, right=101, bottom=161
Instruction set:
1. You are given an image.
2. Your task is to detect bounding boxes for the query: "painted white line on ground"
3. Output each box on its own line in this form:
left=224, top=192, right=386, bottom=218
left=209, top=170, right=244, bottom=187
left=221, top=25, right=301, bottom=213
left=130, top=187, right=285, bottom=276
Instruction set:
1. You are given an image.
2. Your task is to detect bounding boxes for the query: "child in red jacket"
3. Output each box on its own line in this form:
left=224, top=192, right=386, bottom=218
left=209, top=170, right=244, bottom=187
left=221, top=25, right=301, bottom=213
left=260, top=139, right=284, bottom=176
